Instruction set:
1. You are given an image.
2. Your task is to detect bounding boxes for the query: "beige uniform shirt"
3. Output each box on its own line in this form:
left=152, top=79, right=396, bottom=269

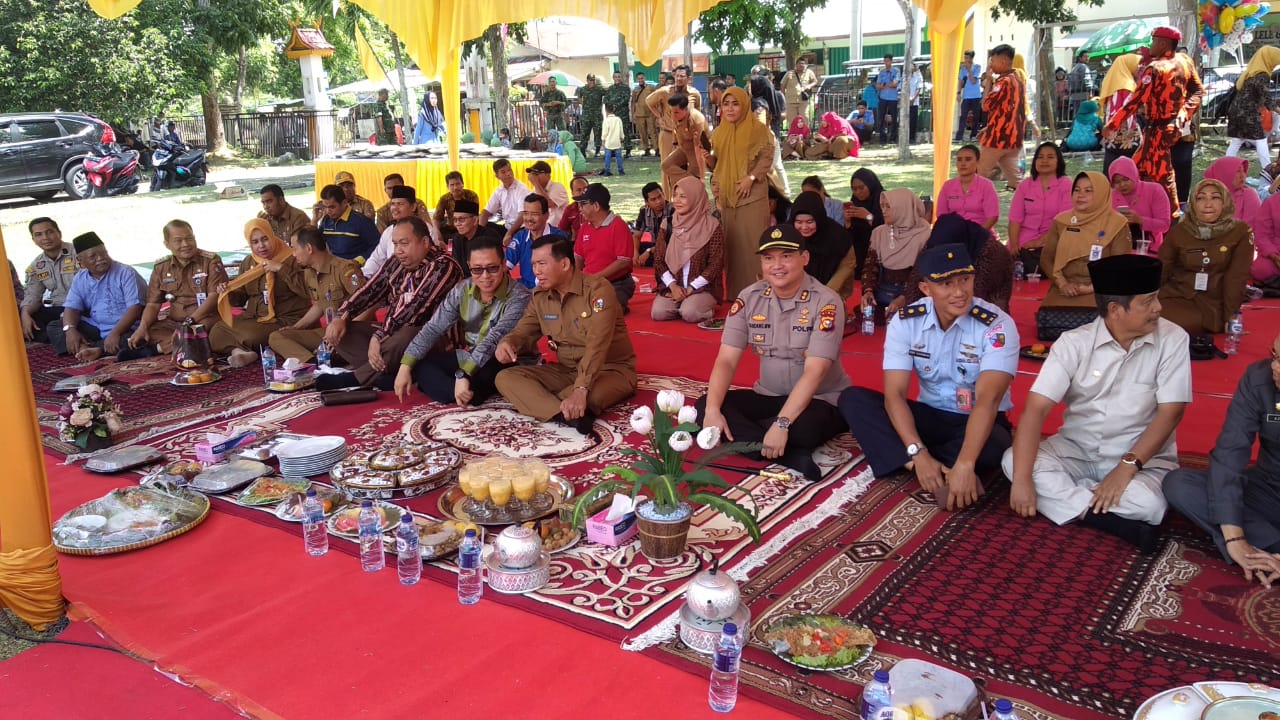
left=258, top=205, right=311, bottom=243
left=304, top=254, right=364, bottom=317
left=1030, top=316, right=1192, bottom=468
left=147, top=251, right=229, bottom=322
left=22, top=242, right=77, bottom=309
left=632, top=84, right=656, bottom=118
left=780, top=68, right=818, bottom=104
left=722, top=274, right=851, bottom=405
left=646, top=85, right=704, bottom=132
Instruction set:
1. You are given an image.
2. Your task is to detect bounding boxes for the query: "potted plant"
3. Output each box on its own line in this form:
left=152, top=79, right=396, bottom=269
left=569, top=389, right=762, bottom=560
left=58, top=383, right=122, bottom=452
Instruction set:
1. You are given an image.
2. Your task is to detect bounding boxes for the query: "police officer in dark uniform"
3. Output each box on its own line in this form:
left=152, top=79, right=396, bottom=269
left=839, top=243, right=1019, bottom=510
left=696, top=225, right=851, bottom=481
left=1164, top=332, right=1280, bottom=587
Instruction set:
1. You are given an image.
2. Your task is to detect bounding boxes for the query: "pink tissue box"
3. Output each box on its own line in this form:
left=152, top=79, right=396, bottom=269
left=195, top=442, right=227, bottom=465
left=273, top=364, right=314, bottom=382
left=585, top=507, right=638, bottom=547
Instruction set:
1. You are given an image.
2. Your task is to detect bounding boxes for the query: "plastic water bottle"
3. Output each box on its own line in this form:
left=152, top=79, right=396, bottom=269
left=861, top=304, right=875, bottom=336
left=993, top=698, right=1021, bottom=720
left=457, top=528, right=483, bottom=604
left=708, top=622, right=742, bottom=712
left=1013, top=259, right=1025, bottom=281
left=260, top=346, right=276, bottom=386
left=395, top=512, right=421, bottom=585
left=1226, top=312, right=1244, bottom=355
left=316, top=341, right=331, bottom=367
left=302, top=488, right=328, bottom=557
left=357, top=501, right=385, bottom=572
left=859, top=669, right=894, bottom=720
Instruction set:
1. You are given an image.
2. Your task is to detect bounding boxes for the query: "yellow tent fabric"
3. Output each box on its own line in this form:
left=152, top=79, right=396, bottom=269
left=356, top=23, right=388, bottom=85
left=86, top=0, right=140, bottom=19
left=915, top=0, right=978, bottom=200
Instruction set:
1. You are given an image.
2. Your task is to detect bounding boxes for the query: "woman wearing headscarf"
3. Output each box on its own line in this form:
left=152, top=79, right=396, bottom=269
left=804, top=112, right=860, bottom=160
left=790, top=191, right=853, bottom=293
left=210, top=219, right=310, bottom=366
left=1109, top=155, right=1172, bottom=252
left=1205, top=156, right=1263, bottom=227
left=1064, top=99, right=1102, bottom=151
left=1099, top=54, right=1142, bottom=175
left=651, top=176, right=725, bottom=324
left=1158, top=179, right=1254, bottom=334
left=1009, top=142, right=1072, bottom=271
left=413, top=90, right=446, bottom=144
left=902, top=213, right=1014, bottom=311
left=843, top=168, right=885, bottom=278
left=768, top=185, right=792, bottom=227
left=859, top=188, right=930, bottom=322
left=1227, top=46, right=1280, bottom=164
left=782, top=115, right=811, bottom=159
left=708, top=85, right=776, bottom=299
left=1038, top=171, right=1131, bottom=313
left=558, top=130, right=588, bottom=174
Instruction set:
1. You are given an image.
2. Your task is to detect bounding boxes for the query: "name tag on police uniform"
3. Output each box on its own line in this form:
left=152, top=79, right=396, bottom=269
left=1267, top=413, right=1280, bottom=423
left=1089, top=244, right=1103, bottom=261
left=1194, top=272, right=1209, bottom=291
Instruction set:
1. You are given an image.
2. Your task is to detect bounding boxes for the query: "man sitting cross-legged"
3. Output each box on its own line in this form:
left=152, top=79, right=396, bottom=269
left=125, top=219, right=227, bottom=360
left=268, top=227, right=364, bottom=363
left=50, top=232, right=147, bottom=362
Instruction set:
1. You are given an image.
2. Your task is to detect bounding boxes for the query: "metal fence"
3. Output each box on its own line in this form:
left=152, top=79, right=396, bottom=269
left=167, top=110, right=362, bottom=159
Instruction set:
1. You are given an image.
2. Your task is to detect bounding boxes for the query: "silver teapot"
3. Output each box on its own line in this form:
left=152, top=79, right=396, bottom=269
left=684, top=555, right=741, bottom=622
left=493, top=525, right=542, bottom=569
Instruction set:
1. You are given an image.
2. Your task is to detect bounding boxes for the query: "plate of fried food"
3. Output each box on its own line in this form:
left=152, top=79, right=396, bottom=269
left=326, top=502, right=401, bottom=537
left=171, top=369, right=220, bottom=386
left=1019, top=343, right=1051, bottom=361
left=236, top=476, right=311, bottom=506
left=536, top=518, right=579, bottom=554
left=274, top=486, right=347, bottom=522
left=760, top=614, right=876, bottom=671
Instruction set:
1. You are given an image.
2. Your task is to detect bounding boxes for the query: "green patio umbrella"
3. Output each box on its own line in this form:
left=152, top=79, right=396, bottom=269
left=1079, top=18, right=1161, bottom=59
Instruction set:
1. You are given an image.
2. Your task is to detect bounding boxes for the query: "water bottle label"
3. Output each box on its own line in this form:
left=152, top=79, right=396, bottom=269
left=396, top=538, right=407, bottom=553
left=859, top=700, right=894, bottom=720
left=459, top=550, right=480, bottom=569
left=713, top=648, right=739, bottom=672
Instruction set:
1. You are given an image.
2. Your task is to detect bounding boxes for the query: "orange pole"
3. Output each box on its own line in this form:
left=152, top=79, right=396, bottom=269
left=0, top=227, right=65, bottom=629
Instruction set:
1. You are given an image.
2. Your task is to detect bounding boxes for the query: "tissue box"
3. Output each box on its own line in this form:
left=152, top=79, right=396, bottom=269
left=273, top=364, right=314, bottom=382
left=585, top=507, right=638, bottom=546
left=195, top=441, right=228, bottom=465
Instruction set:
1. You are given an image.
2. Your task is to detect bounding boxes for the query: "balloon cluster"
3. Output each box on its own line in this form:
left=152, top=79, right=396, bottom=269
left=1199, top=0, right=1270, bottom=51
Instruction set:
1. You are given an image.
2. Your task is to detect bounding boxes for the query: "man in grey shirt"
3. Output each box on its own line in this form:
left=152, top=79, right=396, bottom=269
left=392, top=236, right=531, bottom=407
left=1164, top=334, right=1280, bottom=587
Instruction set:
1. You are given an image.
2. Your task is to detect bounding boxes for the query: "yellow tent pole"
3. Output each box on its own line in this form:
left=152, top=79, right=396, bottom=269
left=929, top=24, right=965, bottom=202
left=0, top=227, right=64, bottom=630
left=442, top=48, right=462, bottom=169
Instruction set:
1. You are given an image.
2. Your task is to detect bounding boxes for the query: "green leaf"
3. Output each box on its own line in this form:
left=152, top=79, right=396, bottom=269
left=681, top=469, right=733, bottom=490
left=569, top=480, right=625, bottom=528
left=686, top=492, right=762, bottom=543
left=692, top=440, right=764, bottom=469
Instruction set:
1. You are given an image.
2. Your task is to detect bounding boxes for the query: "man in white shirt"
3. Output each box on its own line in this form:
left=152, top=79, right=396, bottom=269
left=908, top=62, right=924, bottom=143
left=362, top=185, right=422, bottom=278
left=523, top=160, right=569, bottom=227
left=479, top=158, right=530, bottom=242
left=1004, top=254, right=1191, bottom=553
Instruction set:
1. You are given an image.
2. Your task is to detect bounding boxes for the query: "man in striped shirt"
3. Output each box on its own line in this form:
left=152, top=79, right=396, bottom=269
left=976, top=44, right=1026, bottom=190
left=320, top=217, right=463, bottom=389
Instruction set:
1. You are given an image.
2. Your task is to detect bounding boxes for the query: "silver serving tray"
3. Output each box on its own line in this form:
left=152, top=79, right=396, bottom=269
left=188, top=459, right=271, bottom=494
left=84, top=445, right=167, bottom=474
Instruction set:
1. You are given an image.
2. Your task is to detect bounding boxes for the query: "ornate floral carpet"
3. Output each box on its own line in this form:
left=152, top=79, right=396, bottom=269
left=642, top=462, right=1280, bottom=720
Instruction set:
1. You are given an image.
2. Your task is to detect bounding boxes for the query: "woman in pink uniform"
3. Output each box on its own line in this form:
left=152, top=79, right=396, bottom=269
left=1108, top=156, right=1171, bottom=253
left=1008, top=142, right=1072, bottom=271
left=934, top=144, right=999, bottom=231
left=1205, top=156, right=1262, bottom=227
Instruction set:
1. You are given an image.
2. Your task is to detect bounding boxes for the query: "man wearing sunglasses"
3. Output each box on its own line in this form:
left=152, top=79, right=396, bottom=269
left=393, top=236, right=531, bottom=407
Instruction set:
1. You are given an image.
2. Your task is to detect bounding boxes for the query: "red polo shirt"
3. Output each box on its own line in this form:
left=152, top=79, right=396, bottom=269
left=577, top=213, right=633, bottom=280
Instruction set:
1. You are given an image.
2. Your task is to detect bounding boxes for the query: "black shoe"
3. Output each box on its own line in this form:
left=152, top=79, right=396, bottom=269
left=625, top=151, right=632, bottom=158
left=1080, top=510, right=1161, bottom=555
left=573, top=412, right=597, bottom=435
left=618, top=169, right=626, bottom=175
left=778, top=449, right=823, bottom=482
left=315, top=373, right=360, bottom=392
left=602, top=170, right=613, bottom=176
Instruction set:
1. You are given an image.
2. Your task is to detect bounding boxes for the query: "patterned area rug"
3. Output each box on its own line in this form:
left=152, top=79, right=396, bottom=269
left=29, top=343, right=271, bottom=458
left=88, top=374, right=868, bottom=638
left=643, top=463, right=1280, bottom=720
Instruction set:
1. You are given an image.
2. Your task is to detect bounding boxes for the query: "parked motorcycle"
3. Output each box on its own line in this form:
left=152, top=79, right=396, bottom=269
left=82, top=143, right=140, bottom=198
left=150, top=139, right=208, bottom=191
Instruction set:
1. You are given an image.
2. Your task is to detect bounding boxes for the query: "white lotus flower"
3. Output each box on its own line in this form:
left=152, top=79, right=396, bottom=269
left=656, top=389, right=685, bottom=414
left=696, top=426, right=721, bottom=450
left=77, top=383, right=101, bottom=397
left=676, top=405, right=698, bottom=425
left=630, top=406, right=654, bottom=435
left=668, top=430, right=694, bottom=453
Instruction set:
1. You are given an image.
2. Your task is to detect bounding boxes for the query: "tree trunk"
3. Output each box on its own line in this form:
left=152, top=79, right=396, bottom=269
left=234, top=45, right=247, bottom=110
left=617, top=33, right=630, bottom=81
left=202, top=66, right=226, bottom=155
left=897, top=0, right=914, bottom=161
left=390, top=32, right=414, bottom=137
left=684, top=22, right=693, bottom=68
left=485, top=25, right=510, bottom=136
left=1037, top=28, right=1058, bottom=141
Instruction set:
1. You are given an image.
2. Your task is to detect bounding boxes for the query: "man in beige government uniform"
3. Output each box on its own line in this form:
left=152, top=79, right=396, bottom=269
left=495, top=235, right=636, bottom=434
left=630, top=72, right=659, bottom=156
left=269, top=227, right=364, bottom=362
left=125, top=220, right=227, bottom=357
left=258, top=184, right=311, bottom=243
left=646, top=73, right=704, bottom=196
left=780, top=58, right=818, bottom=125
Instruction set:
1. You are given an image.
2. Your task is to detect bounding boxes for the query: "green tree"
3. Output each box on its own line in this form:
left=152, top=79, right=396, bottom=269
left=695, top=0, right=830, bottom=67
left=462, top=23, right=528, bottom=140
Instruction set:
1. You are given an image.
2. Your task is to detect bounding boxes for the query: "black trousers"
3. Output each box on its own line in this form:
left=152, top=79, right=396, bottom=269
left=695, top=390, right=843, bottom=450
left=878, top=100, right=899, bottom=144
left=412, top=351, right=507, bottom=406
left=47, top=320, right=102, bottom=356
left=1172, top=140, right=1194, bottom=206
left=909, top=104, right=919, bottom=143
left=956, top=98, right=983, bottom=140
left=25, top=305, right=63, bottom=343
left=838, top=386, right=1011, bottom=478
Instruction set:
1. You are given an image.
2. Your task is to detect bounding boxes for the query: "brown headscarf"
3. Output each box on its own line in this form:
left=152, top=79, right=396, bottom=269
left=870, top=188, right=931, bottom=270
left=710, top=86, right=773, bottom=209
left=666, top=176, right=719, bottom=273
left=1238, top=46, right=1280, bottom=90
left=1049, top=171, right=1130, bottom=280
left=217, top=219, right=293, bottom=326
left=1181, top=179, right=1238, bottom=239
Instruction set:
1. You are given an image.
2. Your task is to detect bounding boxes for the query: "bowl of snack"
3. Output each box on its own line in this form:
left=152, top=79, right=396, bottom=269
left=537, top=518, right=579, bottom=553
left=274, top=487, right=346, bottom=521
left=415, top=520, right=482, bottom=560
left=760, top=614, right=876, bottom=671
left=162, top=460, right=204, bottom=483
left=1019, top=342, right=1051, bottom=361
left=172, top=369, right=220, bottom=386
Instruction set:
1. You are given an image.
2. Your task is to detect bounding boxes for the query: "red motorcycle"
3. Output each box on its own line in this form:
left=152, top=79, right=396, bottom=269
left=83, top=143, right=140, bottom=198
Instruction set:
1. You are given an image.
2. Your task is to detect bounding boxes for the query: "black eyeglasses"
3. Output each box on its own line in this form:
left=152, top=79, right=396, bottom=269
left=469, top=265, right=502, bottom=276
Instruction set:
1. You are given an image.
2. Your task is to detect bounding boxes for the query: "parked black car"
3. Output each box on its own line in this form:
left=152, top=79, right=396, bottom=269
left=0, top=112, right=115, bottom=202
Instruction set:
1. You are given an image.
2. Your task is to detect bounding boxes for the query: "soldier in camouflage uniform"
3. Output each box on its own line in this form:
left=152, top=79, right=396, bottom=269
left=604, top=71, right=633, bottom=157
left=576, top=74, right=606, bottom=156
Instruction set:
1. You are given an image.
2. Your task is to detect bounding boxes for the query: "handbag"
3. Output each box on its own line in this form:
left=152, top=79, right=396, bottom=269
left=172, top=318, right=213, bottom=369
left=320, top=388, right=379, bottom=406
left=1035, top=307, right=1097, bottom=342
left=1189, top=334, right=1227, bottom=361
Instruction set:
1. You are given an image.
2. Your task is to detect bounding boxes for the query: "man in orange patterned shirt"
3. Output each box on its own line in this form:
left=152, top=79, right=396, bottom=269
left=976, top=44, right=1026, bottom=190
left=1103, top=26, right=1204, bottom=211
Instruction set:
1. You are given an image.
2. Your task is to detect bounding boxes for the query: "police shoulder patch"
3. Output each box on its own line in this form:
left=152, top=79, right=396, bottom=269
left=898, top=302, right=929, bottom=320
left=728, top=298, right=744, bottom=316
left=969, top=305, right=996, bottom=326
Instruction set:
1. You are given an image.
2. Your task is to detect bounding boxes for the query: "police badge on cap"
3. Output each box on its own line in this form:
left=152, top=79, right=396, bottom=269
left=757, top=225, right=806, bottom=253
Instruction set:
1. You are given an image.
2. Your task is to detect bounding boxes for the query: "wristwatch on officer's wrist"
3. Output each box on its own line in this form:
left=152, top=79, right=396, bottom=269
left=454, top=370, right=467, bottom=380
left=906, top=443, right=924, bottom=458
left=1120, top=452, right=1144, bottom=471
left=774, top=416, right=792, bottom=430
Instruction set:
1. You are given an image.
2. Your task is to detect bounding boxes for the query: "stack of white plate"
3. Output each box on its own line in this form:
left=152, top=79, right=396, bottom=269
left=276, top=435, right=349, bottom=477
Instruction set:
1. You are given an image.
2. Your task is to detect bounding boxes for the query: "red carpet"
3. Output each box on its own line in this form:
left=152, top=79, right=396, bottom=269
left=16, top=278, right=1280, bottom=719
